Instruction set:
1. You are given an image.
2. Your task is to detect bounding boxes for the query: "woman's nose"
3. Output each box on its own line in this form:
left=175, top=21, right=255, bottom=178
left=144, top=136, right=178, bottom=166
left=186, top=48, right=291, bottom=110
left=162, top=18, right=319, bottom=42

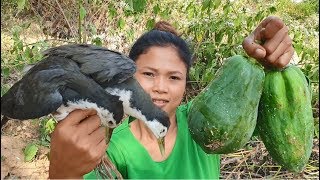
left=152, top=77, right=168, bottom=93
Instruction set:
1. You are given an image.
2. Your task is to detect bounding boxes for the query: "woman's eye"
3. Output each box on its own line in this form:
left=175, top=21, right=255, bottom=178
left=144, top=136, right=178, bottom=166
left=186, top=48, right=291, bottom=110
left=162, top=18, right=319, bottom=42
left=170, top=76, right=181, bottom=80
left=143, top=72, right=154, bottom=77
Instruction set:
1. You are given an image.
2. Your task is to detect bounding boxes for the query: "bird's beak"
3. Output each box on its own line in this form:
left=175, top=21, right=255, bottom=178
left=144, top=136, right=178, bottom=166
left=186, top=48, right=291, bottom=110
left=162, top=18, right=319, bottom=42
left=105, top=127, right=114, bottom=144
left=157, top=137, right=165, bottom=156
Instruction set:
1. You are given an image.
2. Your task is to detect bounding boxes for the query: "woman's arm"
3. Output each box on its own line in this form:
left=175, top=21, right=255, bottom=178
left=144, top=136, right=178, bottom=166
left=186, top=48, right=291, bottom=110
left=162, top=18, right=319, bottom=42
left=49, top=109, right=107, bottom=179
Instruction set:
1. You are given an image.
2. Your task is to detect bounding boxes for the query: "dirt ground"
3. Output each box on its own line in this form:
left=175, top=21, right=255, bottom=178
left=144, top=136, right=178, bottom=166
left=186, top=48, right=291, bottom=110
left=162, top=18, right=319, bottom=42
left=1, top=119, right=319, bottom=179
left=1, top=121, right=50, bottom=179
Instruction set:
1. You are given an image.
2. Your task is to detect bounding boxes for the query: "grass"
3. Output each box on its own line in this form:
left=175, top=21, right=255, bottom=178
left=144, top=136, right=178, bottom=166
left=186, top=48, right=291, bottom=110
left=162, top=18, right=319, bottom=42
left=220, top=139, right=319, bottom=179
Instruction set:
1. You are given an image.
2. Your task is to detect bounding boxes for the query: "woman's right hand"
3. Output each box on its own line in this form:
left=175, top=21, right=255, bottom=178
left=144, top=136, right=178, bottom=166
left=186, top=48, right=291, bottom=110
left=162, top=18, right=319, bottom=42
left=49, top=109, right=107, bottom=179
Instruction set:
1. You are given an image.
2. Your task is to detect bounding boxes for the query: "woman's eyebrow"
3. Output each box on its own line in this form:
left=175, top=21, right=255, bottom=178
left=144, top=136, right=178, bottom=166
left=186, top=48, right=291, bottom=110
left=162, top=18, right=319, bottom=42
left=168, top=71, right=183, bottom=76
left=139, top=66, right=157, bottom=71
left=139, top=66, right=184, bottom=76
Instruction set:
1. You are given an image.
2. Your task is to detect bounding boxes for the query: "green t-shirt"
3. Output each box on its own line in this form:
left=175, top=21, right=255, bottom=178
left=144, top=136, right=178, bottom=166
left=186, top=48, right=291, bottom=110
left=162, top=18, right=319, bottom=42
left=84, top=102, right=220, bottom=179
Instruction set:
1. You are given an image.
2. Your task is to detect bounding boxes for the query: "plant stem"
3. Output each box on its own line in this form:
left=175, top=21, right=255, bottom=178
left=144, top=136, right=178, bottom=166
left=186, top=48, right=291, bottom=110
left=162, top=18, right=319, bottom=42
left=55, top=0, right=76, bottom=38
left=78, top=0, right=82, bottom=43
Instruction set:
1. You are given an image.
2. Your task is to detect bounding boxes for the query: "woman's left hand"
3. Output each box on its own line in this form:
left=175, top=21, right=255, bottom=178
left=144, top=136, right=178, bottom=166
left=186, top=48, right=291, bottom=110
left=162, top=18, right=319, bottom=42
left=242, top=16, right=294, bottom=69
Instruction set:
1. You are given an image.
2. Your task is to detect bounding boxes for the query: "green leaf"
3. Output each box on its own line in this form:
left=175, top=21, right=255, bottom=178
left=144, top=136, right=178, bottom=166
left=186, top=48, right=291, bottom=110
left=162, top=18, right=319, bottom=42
left=125, top=0, right=134, bottom=10
left=146, top=19, right=155, bottom=30
left=269, top=6, right=277, bottom=13
left=92, top=37, right=102, bottom=46
left=118, top=18, right=125, bottom=29
left=24, top=46, right=32, bottom=60
left=153, top=4, right=160, bottom=14
left=132, top=0, right=147, bottom=13
left=1, top=68, right=10, bottom=78
left=17, top=0, right=26, bottom=12
left=202, top=0, right=211, bottom=11
left=213, top=0, right=221, bottom=10
left=160, top=9, right=170, bottom=19
left=1, top=84, right=11, bottom=97
left=80, top=5, right=87, bottom=20
left=88, top=24, right=97, bottom=35
left=45, top=118, right=57, bottom=134
left=46, top=135, right=51, bottom=142
left=108, top=4, right=117, bottom=18
left=17, top=41, right=24, bottom=51
left=24, top=144, right=38, bottom=162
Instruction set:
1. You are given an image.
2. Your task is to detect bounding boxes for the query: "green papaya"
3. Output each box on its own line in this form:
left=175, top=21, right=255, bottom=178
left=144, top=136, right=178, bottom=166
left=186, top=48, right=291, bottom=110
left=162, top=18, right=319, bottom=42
left=257, top=65, right=314, bottom=173
left=188, top=55, right=265, bottom=154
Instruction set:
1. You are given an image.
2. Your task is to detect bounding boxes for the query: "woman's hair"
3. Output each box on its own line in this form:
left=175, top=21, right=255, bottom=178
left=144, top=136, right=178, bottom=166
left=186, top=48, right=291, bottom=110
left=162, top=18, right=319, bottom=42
left=129, top=21, right=192, bottom=80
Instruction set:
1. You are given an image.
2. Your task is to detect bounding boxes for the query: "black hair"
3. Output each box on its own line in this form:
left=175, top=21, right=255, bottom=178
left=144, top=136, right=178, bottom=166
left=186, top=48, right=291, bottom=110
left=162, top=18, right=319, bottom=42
left=129, top=22, right=193, bottom=81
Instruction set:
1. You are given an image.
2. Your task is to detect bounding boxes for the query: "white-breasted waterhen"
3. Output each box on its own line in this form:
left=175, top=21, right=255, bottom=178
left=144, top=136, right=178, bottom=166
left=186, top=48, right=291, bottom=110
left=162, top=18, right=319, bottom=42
left=1, top=44, right=170, bottom=178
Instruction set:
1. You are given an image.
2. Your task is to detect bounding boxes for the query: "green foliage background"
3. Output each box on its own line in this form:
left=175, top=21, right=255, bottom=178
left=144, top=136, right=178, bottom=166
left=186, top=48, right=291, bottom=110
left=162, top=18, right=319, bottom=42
left=2, top=0, right=318, bottom=129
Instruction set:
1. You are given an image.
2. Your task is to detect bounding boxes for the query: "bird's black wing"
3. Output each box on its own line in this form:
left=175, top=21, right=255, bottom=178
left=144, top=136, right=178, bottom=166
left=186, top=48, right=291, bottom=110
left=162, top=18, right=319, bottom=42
left=1, top=54, right=124, bottom=122
left=1, top=67, right=65, bottom=120
left=43, top=44, right=136, bottom=87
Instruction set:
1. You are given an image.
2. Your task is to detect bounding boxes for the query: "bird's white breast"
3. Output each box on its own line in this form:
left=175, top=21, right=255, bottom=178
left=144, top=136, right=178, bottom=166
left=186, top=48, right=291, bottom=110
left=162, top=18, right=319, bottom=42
left=54, top=99, right=116, bottom=128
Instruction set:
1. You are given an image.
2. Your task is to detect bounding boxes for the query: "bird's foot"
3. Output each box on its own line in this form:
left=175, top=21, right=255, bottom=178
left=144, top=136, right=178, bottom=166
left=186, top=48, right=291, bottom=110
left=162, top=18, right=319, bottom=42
left=94, top=155, right=123, bottom=179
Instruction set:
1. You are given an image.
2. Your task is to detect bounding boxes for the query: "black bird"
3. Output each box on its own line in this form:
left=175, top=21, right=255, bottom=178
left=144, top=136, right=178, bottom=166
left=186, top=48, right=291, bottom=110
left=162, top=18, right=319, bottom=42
left=1, top=44, right=170, bottom=178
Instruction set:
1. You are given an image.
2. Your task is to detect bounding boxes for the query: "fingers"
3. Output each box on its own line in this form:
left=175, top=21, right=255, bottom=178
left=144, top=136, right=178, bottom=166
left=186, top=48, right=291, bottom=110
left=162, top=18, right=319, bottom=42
left=242, top=16, right=287, bottom=60
left=90, top=129, right=107, bottom=166
left=263, top=32, right=293, bottom=69
left=248, top=16, right=284, bottom=42
left=60, top=109, right=97, bottom=126
left=274, top=46, right=294, bottom=69
left=90, top=142, right=107, bottom=168
left=77, top=127, right=106, bottom=166
left=242, top=34, right=266, bottom=60
left=89, top=126, right=106, bottom=143
left=81, top=137, right=107, bottom=173
left=95, top=136, right=108, bottom=161
left=78, top=114, right=102, bottom=135
left=260, top=16, right=284, bottom=39
left=263, top=26, right=290, bottom=55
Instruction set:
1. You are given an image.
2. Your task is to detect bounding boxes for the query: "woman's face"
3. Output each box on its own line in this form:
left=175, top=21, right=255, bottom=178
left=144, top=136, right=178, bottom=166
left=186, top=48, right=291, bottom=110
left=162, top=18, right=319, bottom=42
left=134, top=46, right=187, bottom=118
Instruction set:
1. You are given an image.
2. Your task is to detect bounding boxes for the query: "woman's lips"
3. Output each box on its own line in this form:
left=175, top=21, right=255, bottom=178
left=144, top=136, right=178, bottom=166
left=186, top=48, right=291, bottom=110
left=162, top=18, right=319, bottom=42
left=152, top=99, right=169, bottom=108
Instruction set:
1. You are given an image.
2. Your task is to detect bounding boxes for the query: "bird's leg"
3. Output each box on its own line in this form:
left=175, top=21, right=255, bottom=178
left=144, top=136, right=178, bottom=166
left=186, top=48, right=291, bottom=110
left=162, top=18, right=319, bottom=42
left=94, top=127, right=123, bottom=179
left=157, top=137, right=165, bottom=156
left=102, top=155, right=123, bottom=179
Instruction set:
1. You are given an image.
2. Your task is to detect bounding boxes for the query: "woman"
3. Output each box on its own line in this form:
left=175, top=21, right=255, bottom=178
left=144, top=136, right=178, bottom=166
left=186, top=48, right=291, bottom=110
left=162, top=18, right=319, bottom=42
left=49, top=16, right=294, bottom=179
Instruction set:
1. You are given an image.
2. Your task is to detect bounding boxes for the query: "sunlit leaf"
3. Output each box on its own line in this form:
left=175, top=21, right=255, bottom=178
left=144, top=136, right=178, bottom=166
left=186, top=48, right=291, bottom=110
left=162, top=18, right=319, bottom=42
left=24, top=144, right=38, bottom=162
left=146, top=19, right=155, bottom=30
left=118, top=18, right=125, bottom=29
left=80, top=5, right=87, bottom=20
left=153, top=4, right=160, bottom=14
left=92, top=37, right=102, bottom=46
left=17, top=0, right=26, bottom=12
